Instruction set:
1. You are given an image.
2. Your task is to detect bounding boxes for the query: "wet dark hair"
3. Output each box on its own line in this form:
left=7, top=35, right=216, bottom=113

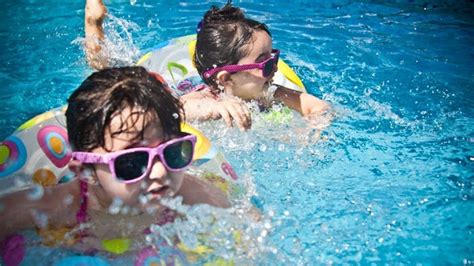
left=194, top=0, right=271, bottom=89
left=66, top=66, right=182, bottom=152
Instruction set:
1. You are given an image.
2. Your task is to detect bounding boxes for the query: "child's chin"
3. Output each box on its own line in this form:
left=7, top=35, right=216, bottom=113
left=140, top=202, right=168, bottom=215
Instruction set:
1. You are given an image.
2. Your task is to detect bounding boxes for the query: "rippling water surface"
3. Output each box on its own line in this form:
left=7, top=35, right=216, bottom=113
left=0, top=0, right=473, bottom=264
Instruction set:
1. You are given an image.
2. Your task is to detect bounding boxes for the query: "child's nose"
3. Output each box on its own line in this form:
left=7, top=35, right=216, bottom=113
left=147, top=156, right=168, bottom=181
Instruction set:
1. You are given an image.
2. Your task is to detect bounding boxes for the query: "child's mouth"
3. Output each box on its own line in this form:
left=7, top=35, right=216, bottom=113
left=146, top=186, right=170, bottom=199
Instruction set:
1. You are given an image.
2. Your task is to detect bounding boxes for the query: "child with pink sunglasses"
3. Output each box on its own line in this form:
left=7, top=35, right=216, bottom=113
left=84, top=0, right=330, bottom=132
left=0, top=66, right=229, bottom=251
left=185, top=1, right=331, bottom=129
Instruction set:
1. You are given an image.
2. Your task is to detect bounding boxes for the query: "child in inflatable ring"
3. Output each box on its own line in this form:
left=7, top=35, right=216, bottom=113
left=84, top=0, right=331, bottom=132
left=0, top=67, right=230, bottom=259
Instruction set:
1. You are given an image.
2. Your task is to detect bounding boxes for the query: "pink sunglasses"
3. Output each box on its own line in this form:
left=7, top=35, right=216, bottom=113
left=72, top=134, right=196, bottom=184
left=203, top=49, right=280, bottom=79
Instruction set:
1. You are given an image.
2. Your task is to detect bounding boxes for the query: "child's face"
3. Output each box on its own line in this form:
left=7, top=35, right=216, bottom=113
left=225, top=30, right=276, bottom=101
left=90, top=106, right=185, bottom=208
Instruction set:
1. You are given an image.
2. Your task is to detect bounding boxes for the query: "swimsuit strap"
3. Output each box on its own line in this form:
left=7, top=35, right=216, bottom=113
left=76, top=179, right=89, bottom=224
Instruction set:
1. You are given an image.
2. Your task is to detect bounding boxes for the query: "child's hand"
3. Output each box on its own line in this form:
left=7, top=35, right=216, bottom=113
left=182, top=96, right=252, bottom=131
left=85, top=0, right=107, bottom=23
left=212, top=97, right=252, bottom=131
left=304, top=111, right=333, bottom=141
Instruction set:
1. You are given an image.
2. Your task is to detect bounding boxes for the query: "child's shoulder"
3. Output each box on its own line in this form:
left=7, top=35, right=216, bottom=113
left=46, top=178, right=82, bottom=211
left=53, top=178, right=81, bottom=198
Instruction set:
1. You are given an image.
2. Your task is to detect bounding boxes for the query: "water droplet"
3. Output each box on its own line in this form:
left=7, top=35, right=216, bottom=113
left=145, top=234, right=154, bottom=243
left=120, top=205, right=130, bottom=215
left=27, top=185, right=44, bottom=201
left=264, top=222, right=272, bottom=229
left=278, top=144, right=285, bottom=151
left=81, top=168, right=93, bottom=178
left=31, top=209, right=49, bottom=228
left=108, top=197, right=124, bottom=214
left=419, top=198, right=428, bottom=204
left=139, top=194, right=148, bottom=205
left=63, top=194, right=74, bottom=205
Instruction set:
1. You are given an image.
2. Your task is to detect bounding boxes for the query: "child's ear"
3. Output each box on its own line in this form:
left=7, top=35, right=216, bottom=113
left=68, top=160, right=97, bottom=184
left=216, top=71, right=233, bottom=88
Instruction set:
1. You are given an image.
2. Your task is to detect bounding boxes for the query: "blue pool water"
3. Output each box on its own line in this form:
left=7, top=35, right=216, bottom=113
left=1, top=0, right=473, bottom=264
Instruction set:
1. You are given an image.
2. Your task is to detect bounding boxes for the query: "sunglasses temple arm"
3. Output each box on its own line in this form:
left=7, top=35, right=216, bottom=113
left=72, top=152, right=108, bottom=164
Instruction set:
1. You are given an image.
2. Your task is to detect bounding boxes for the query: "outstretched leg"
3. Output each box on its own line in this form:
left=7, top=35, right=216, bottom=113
left=85, top=0, right=108, bottom=69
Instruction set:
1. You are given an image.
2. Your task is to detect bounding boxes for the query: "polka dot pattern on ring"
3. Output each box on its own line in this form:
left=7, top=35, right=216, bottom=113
left=37, top=126, right=72, bottom=168
left=0, top=136, right=27, bottom=178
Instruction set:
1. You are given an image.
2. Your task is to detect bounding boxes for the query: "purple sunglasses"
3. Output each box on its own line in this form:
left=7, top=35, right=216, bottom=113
left=203, top=49, right=280, bottom=79
left=72, top=134, right=196, bottom=184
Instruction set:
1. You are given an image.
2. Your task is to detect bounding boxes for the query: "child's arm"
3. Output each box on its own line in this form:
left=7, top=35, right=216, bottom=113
left=179, top=174, right=231, bottom=208
left=0, top=181, right=80, bottom=239
left=274, top=85, right=330, bottom=117
left=85, top=0, right=108, bottom=70
left=181, top=91, right=252, bottom=131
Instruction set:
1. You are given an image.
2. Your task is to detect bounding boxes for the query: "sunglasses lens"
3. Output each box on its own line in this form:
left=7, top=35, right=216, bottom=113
left=114, top=151, right=149, bottom=181
left=163, top=140, right=194, bottom=170
left=263, top=59, right=275, bottom=77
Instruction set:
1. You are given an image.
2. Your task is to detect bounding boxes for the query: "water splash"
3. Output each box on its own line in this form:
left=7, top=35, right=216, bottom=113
left=147, top=196, right=281, bottom=264
left=102, top=14, right=141, bottom=66
left=73, top=14, right=140, bottom=68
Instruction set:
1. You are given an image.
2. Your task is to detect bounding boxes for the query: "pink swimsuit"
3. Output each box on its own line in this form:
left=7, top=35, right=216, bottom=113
left=76, top=180, right=89, bottom=224
left=76, top=180, right=176, bottom=229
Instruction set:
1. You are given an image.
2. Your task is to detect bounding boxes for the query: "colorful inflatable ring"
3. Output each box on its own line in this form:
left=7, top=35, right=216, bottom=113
left=138, top=34, right=306, bottom=96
